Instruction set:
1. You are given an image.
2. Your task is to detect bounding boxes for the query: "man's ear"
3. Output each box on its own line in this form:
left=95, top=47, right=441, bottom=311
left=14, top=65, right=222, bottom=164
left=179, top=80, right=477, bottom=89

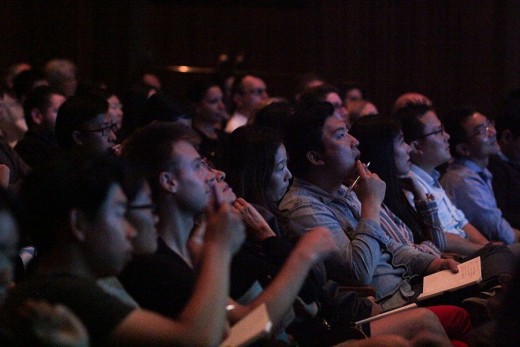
left=71, top=130, right=85, bottom=145
left=159, top=171, right=177, bottom=193
left=30, top=108, right=44, bottom=126
left=455, top=142, right=470, bottom=157
left=306, top=150, right=325, bottom=165
left=499, top=129, right=513, bottom=144
left=69, top=209, right=87, bottom=242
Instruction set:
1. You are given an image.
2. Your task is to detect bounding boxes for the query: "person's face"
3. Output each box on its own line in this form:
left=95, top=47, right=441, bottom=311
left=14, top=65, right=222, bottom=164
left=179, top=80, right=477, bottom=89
left=43, top=93, right=66, bottom=130
left=107, top=95, right=123, bottom=131
left=266, top=144, right=292, bottom=203
left=238, top=76, right=269, bottom=113
left=326, top=92, right=348, bottom=123
left=320, top=116, right=360, bottom=179
left=394, top=130, right=413, bottom=176
left=413, top=111, right=451, bottom=168
left=213, top=169, right=236, bottom=204
left=460, top=112, right=500, bottom=160
left=84, top=184, right=136, bottom=277
left=79, top=113, right=117, bottom=154
left=198, top=86, right=227, bottom=123
left=344, top=88, right=363, bottom=105
left=126, top=182, right=158, bottom=255
left=172, top=141, right=216, bottom=213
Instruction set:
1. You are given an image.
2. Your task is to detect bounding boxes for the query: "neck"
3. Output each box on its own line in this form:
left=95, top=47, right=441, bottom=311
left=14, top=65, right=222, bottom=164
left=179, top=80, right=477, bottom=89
left=36, top=244, right=96, bottom=280
left=466, top=156, right=488, bottom=169
left=157, top=198, right=195, bottom=263
left=303, top=169, right=343, bottom=195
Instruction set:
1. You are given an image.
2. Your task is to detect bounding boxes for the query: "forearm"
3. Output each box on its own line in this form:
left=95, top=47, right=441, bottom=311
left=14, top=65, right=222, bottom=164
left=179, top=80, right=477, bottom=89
left=176, top=244, right=233, bottom=344
left=444, top=233, right=483, bottom=256
left=463, top=224, right=489, bottom=245
left=229, top=245, right=316, bottom=327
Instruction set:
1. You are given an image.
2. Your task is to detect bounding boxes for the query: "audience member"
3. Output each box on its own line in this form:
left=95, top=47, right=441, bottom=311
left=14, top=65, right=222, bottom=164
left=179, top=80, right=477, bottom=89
left=393, top=92, right=433, bottom=112
left=279, top=101, right=458, bottom=310
left=4, top=63, right=32, bottom=90
left=11, top=69, right=48, bottom=104
left=55, top=93, right=118, bottom=156
left=299, top=84, right=348, bottom=123
left=337, top=81, right=366, bottom=107
left=225, top=74, right=269, bottom=133
left=15, top=86, right=65, bottom=168
left=488, top=94, right=520, bottom=229
left=347, top=99, right=378, bottom=128
left=441, top=106, right=520, bottom=244
left=44, top=59, right=78, bottom=98
left=186, top=80, right=229, bottom=161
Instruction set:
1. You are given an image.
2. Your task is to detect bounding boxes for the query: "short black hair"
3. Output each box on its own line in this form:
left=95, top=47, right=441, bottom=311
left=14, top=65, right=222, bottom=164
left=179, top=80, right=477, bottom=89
left=121, top=121, right=198, bottom=202
left=23, top=86, right=63, bottom=129
left=19, top=154, right=123, bottom=254
left=55, top=94, right=108, bottom=149
left=286, top=101, right=334, bottom=178
left=394, top=103, right=434, bottom=143
left=443, top=105, right=479, bottom=158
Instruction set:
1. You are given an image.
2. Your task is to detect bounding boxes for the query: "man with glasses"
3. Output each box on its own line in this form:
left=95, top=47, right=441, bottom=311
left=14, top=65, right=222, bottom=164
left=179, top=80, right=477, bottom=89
left=225, top=74, right=269, bottom=133
left=397, top=104, right=507, bottom=255
left=55, top=93, right=118, bottom=155
left=440, top=106, right=520, bottom=245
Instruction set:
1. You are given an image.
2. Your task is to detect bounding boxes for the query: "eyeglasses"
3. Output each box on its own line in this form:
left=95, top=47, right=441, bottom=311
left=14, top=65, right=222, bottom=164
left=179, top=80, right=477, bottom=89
left=127, top=203, right=157, bottom=213
left=83, top=122, right=118, bottom=137
left=417, top=124, right=445, bottom=139
left=467, top=119, right=495, bottom=138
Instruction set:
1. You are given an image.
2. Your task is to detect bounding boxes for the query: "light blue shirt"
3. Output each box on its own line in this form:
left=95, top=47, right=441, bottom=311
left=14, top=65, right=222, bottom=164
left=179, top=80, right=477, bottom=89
left=440, top=158, right=515, bottom=244
left=279, top=178, right=435, bottom=306
left=408, top=164, right=469, bottom=240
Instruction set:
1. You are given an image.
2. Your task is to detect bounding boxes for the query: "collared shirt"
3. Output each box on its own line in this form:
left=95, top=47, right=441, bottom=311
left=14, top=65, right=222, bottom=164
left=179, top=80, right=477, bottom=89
left=408, top=164, right=469, bottom=240
left=278, top=178, right=435, bottom=303
left=488, top=152, right=520, bottom=229
left=441, top=158, right=515, bottom=244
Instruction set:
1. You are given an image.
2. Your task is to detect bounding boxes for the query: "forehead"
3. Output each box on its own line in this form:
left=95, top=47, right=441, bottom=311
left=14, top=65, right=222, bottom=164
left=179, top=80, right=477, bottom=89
left=325, top=92, right=342, bottom=104
left=461, top=112, right=486, bottom=130
left=322, top=115, right=347, bottom=135
left=85, top=112, right=110, bottom=127
left=419, top=110, right=441, bottom=130
left=205, top=86, right=222, bottom=98
left=171, top=140, right=200, bottom=164
left=243, top=76, right=265, bottom=89
left=105, top=184, right=127, bottom=208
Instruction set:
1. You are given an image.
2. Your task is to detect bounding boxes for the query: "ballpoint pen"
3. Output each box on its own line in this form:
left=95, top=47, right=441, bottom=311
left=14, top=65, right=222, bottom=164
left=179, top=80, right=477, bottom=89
left=346, top=162, right=371, bottom=194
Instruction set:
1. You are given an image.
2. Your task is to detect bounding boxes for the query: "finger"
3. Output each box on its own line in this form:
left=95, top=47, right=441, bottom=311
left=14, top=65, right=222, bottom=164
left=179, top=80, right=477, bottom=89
left=356, top=160, right=370, bottom=178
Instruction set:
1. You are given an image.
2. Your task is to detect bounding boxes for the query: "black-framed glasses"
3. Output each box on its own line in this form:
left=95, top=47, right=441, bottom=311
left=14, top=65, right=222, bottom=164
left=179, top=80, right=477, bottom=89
left=83, top=123, right=118, bottom=137
left=127, top=203, right=157, bottom=213
left=416, top=124, right=445, bottom=139
left=467, top=119, right=495, bottom=138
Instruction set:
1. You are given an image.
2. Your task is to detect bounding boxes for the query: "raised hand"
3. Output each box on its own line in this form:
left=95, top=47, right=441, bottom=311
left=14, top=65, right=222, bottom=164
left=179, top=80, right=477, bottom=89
left=354, top=160, right=386, bottom=206
left=205, top=185, right=245, bottom=255
left=232, top=198, right=276, bottom=241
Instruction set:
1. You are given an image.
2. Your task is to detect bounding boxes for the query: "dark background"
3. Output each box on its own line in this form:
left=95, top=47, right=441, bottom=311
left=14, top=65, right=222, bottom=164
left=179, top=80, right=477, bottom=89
left=3, top=0, right=520, bottom=117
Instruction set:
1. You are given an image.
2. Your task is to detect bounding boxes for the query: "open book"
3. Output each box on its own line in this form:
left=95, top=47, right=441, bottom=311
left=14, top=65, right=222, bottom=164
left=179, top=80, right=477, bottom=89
left=220, top=303, right=272, bottom=347
left=418, top=256, right=482, bottom=301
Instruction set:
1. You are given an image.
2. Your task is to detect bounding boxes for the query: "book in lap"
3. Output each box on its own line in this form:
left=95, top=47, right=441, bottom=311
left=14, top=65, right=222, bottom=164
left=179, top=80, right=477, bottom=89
left=220, top=303, right=272, bottom=347
left=418, top=256, right=482, bottom=301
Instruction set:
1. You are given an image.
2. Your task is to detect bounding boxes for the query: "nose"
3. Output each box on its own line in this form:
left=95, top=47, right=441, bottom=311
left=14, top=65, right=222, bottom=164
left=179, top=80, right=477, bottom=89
left=284, top=167, right=293, bottom=181
left=405, top=142, right=412, bottom=154
left=214, top=169, right=226, bottom=182
left=124, top=219, right=138, bottom=240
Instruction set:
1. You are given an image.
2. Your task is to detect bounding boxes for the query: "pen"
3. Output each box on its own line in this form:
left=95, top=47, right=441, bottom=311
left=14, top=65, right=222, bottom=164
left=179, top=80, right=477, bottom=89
left=346, top=162, right=371, bottom=194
